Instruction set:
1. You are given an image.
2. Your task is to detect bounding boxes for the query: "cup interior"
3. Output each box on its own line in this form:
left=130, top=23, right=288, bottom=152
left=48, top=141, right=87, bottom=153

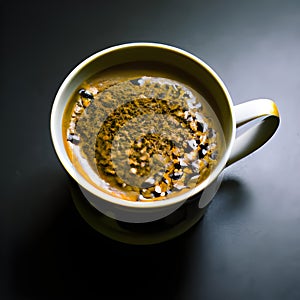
left=51, top=43, right=235, bottom=208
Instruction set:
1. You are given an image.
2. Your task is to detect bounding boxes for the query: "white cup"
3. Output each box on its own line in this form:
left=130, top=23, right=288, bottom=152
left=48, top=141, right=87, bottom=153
left=50, top=42, right=280, bottom=225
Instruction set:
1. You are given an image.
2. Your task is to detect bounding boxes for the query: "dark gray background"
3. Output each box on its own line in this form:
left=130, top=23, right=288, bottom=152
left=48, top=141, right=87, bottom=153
left=1, top=0, right=300, bottom=299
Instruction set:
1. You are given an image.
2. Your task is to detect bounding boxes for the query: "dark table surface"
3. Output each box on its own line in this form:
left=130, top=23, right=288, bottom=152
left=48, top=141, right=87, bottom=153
left=1, top=0, right=300, bottom=299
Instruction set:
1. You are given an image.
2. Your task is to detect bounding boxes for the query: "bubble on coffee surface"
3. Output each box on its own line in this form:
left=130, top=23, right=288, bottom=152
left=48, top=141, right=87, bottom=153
left=66, top=76, right=222, bottom=201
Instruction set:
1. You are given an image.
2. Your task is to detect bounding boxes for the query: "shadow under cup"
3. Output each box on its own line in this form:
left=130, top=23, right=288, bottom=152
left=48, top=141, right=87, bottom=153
left=51, top=43, right=235, bottom=231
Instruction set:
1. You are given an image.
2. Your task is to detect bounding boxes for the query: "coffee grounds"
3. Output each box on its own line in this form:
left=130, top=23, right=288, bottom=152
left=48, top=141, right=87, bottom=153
left=67, top=76, right=220, bottom=201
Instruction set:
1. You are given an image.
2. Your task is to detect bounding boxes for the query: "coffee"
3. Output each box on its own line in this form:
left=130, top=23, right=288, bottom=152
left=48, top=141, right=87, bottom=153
left=63, top=62, right=225, bottom=201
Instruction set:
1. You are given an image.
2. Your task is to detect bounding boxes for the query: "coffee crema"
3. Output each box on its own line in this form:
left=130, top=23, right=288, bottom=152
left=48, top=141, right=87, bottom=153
left=63, top=64, right=225, bottom=201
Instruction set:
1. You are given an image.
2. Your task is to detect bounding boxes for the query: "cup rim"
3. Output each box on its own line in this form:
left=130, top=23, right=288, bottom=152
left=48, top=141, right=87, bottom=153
left=50, top=42, right=236, bottom=209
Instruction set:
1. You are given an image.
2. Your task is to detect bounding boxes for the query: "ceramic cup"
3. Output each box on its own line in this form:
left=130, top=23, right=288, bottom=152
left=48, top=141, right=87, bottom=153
left=50, top=42, right=280, bottom=226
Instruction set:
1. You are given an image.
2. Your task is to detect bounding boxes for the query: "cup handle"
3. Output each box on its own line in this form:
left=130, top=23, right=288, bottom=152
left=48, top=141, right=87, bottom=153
left=226, top=99, right=280, bottom=166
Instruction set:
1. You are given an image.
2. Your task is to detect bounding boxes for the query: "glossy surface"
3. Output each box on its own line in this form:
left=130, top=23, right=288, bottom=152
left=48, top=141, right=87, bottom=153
left=1, top=0, right=300, bottom=299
